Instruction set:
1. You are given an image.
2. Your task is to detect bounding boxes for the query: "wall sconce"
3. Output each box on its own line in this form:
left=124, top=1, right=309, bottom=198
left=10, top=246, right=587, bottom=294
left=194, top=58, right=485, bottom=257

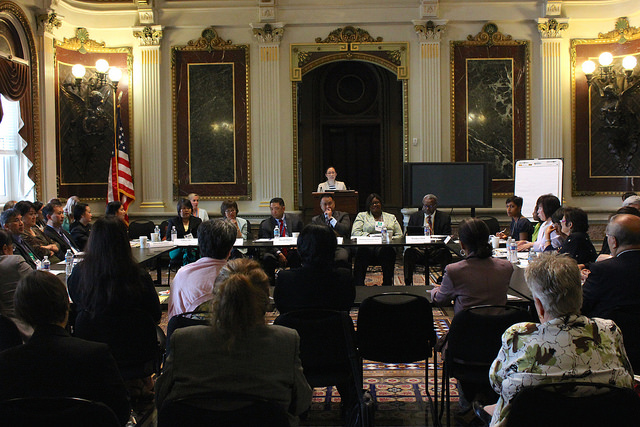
left=581, top=52, right=638, bottom=96
left=70, top=59, right=121, bottom=91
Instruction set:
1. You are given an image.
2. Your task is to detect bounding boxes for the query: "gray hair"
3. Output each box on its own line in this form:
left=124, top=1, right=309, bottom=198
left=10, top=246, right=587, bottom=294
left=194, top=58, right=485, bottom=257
left=423, top=194, right=438, bottom=203
left=606, top=214, right=640, bottom=247
left=524, top=253, right=582, bottom=318
left=622, top=195, right=640, bottom=208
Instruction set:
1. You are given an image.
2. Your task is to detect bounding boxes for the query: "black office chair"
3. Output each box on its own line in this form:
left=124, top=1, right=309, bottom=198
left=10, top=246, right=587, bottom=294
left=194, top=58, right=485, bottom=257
left=477, top=216, right=500, bottom=236
left=441, top=305, right=531, bottom=426
left=0, top=396, right=121, bottom=427
left=505, top=382, right=640, bottom=427
left=274, top=309, right=363, bottom=414
left=165, top=310, right=211, bottom=356
left=157, top=391, right=289, bottom=427
left=0, top=314, right=22, bottom=352
left=609, top=303, right=640, bottom=373
left=128, top=220, right=156, bottom=240
left=357, top=293, right=438, bottom=425
left=157, top=220, right=181, bottom=285
left=74, top=309, right=164, bottom=381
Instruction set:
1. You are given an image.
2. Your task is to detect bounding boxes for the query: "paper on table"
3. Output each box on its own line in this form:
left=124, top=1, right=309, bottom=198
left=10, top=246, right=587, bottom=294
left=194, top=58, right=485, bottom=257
left=174, top=238, right=198, bottom=246
left=234, top=238, right=244, bottom=246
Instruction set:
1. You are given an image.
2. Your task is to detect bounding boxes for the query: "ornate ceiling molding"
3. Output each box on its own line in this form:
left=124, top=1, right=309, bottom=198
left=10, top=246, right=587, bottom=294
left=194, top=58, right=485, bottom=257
left=315, top=26, right=382, bottom=44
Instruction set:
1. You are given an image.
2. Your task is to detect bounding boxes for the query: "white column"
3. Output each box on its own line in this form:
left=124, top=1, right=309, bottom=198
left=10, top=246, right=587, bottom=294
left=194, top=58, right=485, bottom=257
left=133, top=26, right=165, bottom=209
left=251, top=24, right=284, bottom=201
left=537, top=18, right=568, bottom=159
left=414, top=20, right=446, bottom=162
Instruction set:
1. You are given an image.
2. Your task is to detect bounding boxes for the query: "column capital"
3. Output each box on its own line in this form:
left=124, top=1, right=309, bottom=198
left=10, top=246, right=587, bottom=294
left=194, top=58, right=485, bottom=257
left=413, top=20, right=447, bottom=42
left=37, top=11, right=62, bottom=36
left=537, top=18, right=569, bottom=39
left=133, top=25, right=163, bottom=46
left=250, top=23, right=285, bottom=44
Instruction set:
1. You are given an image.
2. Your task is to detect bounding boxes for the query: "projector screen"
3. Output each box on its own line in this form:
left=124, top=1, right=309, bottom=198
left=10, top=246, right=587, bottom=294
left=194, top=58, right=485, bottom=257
left=403, top=162, right=492, bottom=208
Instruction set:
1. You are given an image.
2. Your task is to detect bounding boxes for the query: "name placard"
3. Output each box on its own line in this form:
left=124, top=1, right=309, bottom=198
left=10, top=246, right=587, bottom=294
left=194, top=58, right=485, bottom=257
left=356, top=236, right=383, bottom=245
left=273, top=237, right=298, bottom=245
left=406, top=236, right=431, bottom=244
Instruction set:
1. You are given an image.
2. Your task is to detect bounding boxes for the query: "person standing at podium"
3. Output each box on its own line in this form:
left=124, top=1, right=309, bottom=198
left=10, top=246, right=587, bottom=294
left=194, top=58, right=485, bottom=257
left=316, top=166, right=347, bottom=192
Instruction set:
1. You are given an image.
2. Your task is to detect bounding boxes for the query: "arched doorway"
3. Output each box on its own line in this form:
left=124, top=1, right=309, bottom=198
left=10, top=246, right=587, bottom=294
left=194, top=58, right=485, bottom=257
left=296, top=60, right=405, bottom=219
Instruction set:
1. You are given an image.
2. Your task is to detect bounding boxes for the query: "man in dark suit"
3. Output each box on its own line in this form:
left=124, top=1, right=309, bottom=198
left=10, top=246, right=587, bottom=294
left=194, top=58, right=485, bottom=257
left=0, top=270, right=130, bottom=425
left=582, top=214, right=640, bottom=318
left=311, top=194, right=351, bottom=268
left=1, top=209, right=38, bottom=269
left=259, top=197, right=303, bottom=283
left=403, top=194, right=452, bottom=285
left=42, top=201, right=80, bottom=259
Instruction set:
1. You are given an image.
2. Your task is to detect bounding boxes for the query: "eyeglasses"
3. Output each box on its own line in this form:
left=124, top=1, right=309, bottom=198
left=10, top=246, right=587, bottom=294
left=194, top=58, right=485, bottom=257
left=180, top=207, right=192, bottom=211
left=225, top=209, right=236, bottom=214
left=423, top=204, right=436, bottom=209
left=560, top=219, right=567, bottom=224
left=370, top=201, right=381, bottom=206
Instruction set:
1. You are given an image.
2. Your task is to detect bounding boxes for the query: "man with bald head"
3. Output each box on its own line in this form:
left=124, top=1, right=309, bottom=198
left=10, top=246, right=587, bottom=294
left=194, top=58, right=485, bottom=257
left=582, top=214, right=640, bottom=318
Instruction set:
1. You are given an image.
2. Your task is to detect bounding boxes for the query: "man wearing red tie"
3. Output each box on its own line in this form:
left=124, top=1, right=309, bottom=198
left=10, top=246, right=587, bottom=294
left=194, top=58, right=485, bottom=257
left=259, top=198, right=303, bottom=284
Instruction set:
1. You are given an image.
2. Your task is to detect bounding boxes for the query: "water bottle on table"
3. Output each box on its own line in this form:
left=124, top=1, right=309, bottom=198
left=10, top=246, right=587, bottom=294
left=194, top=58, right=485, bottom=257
left=171, top=226, right=178, bottom=242
left=273, top=224, right=280, bottom=239
left=42, top=256, right=50, bottom=271
left=65, top=249, right=74, bottom=277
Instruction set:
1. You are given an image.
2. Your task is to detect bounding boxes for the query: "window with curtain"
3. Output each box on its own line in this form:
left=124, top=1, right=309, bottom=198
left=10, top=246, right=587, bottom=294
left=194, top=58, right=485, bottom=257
left=0, top=93, right=34, bottom=202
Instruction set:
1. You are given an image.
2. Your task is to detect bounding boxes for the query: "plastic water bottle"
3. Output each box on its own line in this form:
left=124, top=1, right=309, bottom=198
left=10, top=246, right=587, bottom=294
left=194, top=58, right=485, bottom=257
left=154, top=225, right=160, bottom=241
left=273, top=224, right=280, bottom=239
left=42, top=256, right=50, bottom=271
left=171, top=226, right=178, bottom=242
left=65, top=249, right=74, bottom=277
left=424, top=222, right=432, bottom=237
left=509, top=239, right=518, bottom=264
left=527, top=248, right=536, bottom=263
left=381, top=225, right=389, bottom=243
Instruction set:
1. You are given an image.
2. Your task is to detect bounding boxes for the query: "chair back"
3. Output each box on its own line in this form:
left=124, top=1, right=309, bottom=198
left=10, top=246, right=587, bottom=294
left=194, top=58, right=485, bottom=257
left=157, top=391, right=289, bottom=427
left=0, top=396, right=121, bottom=427
left=506, top=382, right=640, bottom=427
left=357, top=293, right=436, bottom=363
left=609, top=303, right=640, bottom=373
left=477, top=216, right=500, bottom=235
left=447, top=305, right=531, bottom=369
left=74, top=309, right=161, bottom=380
left=0, top=314, right=22, bottom=352
left=159, top=220, right=169, bottom=239
left=274, top=309, right=358, bottom=387
left=128, top=220, right=156, bottom=240
left=166, top=311, right=211, bottom=354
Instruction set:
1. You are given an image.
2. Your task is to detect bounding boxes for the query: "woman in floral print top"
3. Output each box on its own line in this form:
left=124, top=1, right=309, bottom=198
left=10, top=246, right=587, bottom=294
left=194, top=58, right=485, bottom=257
left=486, top=254, right=634, bottom=426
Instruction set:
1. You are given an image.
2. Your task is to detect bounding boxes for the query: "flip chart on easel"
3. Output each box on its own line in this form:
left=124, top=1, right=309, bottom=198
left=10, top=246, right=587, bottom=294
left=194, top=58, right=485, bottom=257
left=514, top=159, right=563, bottom=220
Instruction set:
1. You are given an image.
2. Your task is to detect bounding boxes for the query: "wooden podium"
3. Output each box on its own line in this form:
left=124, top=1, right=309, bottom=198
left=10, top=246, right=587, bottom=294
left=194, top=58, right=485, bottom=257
left=311, top=191, right=359, bottom=216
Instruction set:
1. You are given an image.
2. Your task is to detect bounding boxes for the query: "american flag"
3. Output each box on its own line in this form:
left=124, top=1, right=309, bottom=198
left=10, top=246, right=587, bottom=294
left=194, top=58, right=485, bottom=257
left=107, top=101, right=135, bottom=222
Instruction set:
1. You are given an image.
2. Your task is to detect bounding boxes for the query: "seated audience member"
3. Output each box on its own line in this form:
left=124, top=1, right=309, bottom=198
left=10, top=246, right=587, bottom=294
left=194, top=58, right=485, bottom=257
left=0, top=271, right=130, bottom=425
left=541, top=207, right=567, bottom=252
left=156, top=259, right=313, bottom=425
left=221, top=200, right=249, bottom=259
left=188, top=193, right=209, bottom=222
left=0, top=230, right=32, bottom=334
left=259, top=197, right=303, bottom=284
left=431, top=218, right=513, bottom=314
left=317, top=166, right=347, bottom=192
left=105, top=201, right=126, bottom=221
left=597, top=206, right=640, bottom=259
left=168, top=219, right=236, bottom=318
left=2, top=201, right=16, bottom=211
left=165, top=198, right=202, bottom=266
left=275, top=224, right=355, bottom=314
left=582, top=214, right=640, bottom=319
left=351, top=193, right=402, bottom=286
left=311, top=194, right=351, bottom=268
left=484, top=254, right=633, bottom=427
left=404, top=194, right=452, bottom=286
left=622, top=195, right=640, bottom=211
left=543, top=206, right=597, bottom=266
left=33, top=201, right=46, bottom=231
left=496, top=196, right=532, bottom=241
left=43, top=201, right=80, bottom=259
left=517, top=194, right=561, bottom=252
left=69, top=203, right=92, bottom=251
left=622, top=191, right=637, bottom=202
left=62, top=196, right=80, bottom=232
left=1, top=209, right=39, bottom=269
left=15, top=200, right=60, bottom=262
left=67, top=218, right=161, bottom=398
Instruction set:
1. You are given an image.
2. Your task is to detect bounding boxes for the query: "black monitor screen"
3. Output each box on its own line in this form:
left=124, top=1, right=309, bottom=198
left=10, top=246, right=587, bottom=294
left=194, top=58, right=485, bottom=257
left=404, top=162, right=491, bottom=208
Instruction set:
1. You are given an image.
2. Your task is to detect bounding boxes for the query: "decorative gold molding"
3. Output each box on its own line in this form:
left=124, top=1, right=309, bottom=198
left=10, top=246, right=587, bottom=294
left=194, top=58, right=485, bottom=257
left=37, top=11, right=61, bottom=34
left=537, top=18, right=569, bottom=39
left=133, top=25, right=163, bottom=46
left=414, top=20, right=446, bottom=42
left=598, top=17, right=640, bottom=44
left=466, top=23, right=514, bottom=47
left=251, top=23, right=284, bottom=44
left=315, top=26, right=383, bottom=44
left=57, top=28, right=109, bottom=54
left=186, top=27, right=232, bottom=52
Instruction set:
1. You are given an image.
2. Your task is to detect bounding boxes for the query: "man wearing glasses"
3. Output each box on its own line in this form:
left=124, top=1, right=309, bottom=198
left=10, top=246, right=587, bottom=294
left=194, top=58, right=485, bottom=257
left=403, top=194, right=452, bottom=286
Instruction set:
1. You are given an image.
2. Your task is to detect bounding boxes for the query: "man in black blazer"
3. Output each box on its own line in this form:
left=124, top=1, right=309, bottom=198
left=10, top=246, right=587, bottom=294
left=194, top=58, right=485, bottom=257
left=311, top=194, right=351, bottom=269
left=42, top=201, right=80, bottom=259
left=1, top=209, right=38, bottom=269
left=582, top=214, right=640, bottom=318
left=404, top=194, right=452, bottom=285
left=259, top=198, right=304, bottom=283
left=0, top=270, right=130, bottom=425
